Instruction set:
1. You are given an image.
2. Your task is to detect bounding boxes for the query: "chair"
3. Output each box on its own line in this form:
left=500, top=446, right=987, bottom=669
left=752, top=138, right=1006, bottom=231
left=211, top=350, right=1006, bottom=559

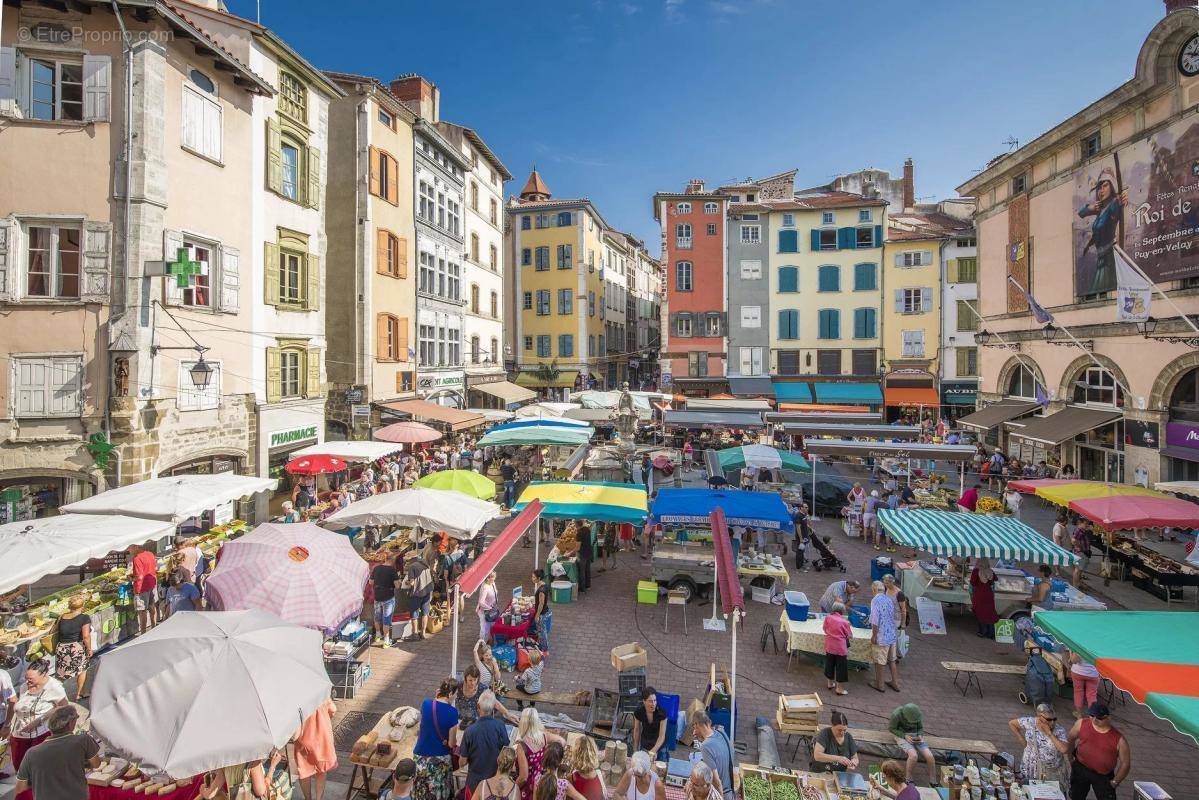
left=664, top=589, right=688, bottom=634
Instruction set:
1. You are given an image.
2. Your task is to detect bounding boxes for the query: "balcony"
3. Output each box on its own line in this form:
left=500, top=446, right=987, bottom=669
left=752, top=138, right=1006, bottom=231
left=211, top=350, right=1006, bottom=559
left=675, top=238, right=692, bottom=250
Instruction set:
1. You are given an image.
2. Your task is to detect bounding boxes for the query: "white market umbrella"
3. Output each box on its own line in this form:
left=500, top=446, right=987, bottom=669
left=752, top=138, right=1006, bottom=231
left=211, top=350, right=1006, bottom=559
left=514, top=402, right=581, bottom=419
left=89, top=610, right=331, bottom=779
left=465, top=408, right=515, bottom=423
left=0, top=514, right=176, bottom=595
left=62, top=474, right=277, bottom=524
left=290, top=440, right=404, bottom=462
left=323, top=487, right=500, bottom=538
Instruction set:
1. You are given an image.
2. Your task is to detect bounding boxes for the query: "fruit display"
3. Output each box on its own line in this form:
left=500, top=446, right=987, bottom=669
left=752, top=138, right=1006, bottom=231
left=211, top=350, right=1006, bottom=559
left=556, top=521, right=580, bottom=556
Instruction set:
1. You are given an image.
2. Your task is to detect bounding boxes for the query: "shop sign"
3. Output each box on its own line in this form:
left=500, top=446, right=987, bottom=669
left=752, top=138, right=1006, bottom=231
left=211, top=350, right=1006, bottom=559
left=344, top=387, right=364, bottom=404
left=213, top=457, right=236, bottom=474
left=351, top=404, right=371, bottom=418
left=1125, top=419, right=1160, bottom=450
left=1166, top=420, right=1199, bottom=450
left=269, top=425, right=318, bottom=449
left=213, top=501, right=235, bottom=525
left=994, top=619, right=1015, bottom=645
left=417, top=374, right=464, bottom=390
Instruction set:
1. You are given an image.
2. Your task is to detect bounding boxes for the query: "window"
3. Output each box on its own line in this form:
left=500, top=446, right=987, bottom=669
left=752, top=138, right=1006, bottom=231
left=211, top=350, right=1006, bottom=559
left=953, top=257, right=978, bottom=283
left=558, top=334, right=574, bottom=357
left=1073, top=366, right=1124, bottom=407
left=688, top=351, right=708, bottom=378
left=740, top=307, right=761, bottom=328
left=701, top=313, right=721, bottom=337
left=523, top=336, right=533, bottom=352
left=536, top=289, right=550, bottom=315
left=898, top=250, right=932, bottom=267
left=182, top=76, right=222, bottom=161
left=852, top=349, right=876, bottom=375
left=778, top=309, right=799, bottom=340
left=588, top=291, right=595, bottom=316
left=522, top=291, right=532, bottom=310
left=821, top=211, right=835, bottom=225
left=855, top=227, right=875, bottom=248
left=24, top=223, right=80, bottom=299
left=11, top=355, right=83, bottom=418
left=676, top=224, right=692, bottom=248
left=818, top=265, right=840, bottom=292
left=534, top=246, right=550, bottom=271
left=376, top=230, right=404, bottom=278
left=901, top=330, right=925, bottom=357
left=853, top=308, right=877, bottom=339
left=279, top=249, right=303, bottom=305
left=521, top=248, right=532, bottom=266
left=371, top=148, right=399, bottom=205
left=853, top=262, right=877, bottom=291
left=177, top=359, right=221, bottom=411
left=1081, top=130, right=1102, bottom=159
left=279, top=349, right=302, bottom=398
left=1012, top=173, right=1028, bottom=194
left=490, top=291, right=498, bottom=318
left=741, top=225, right=761, bottom=244
left=27, top=56, right=83, bottom=121
left=490, top=337, right=499, bottom=363
left=817, top=350, right=842, bottom=376
left=181, top=239, right=213, bottom=308
left=818, top=309, right=840, bottom=339
left=817, top=229, right=837, bottom=250
left=675, top=261, right=693, bottom=291
left=557, top=211, right=573, bottom=227
left=280, top=141, right=300, bottom=201
left=470, top=283, right=480, bottom=314
left=598, top=333, right=606, bottom=354
left=740, top=260, right=762, bottom=280
left=378, top=107, right=394, bottom=129
left=704, top=202, right=718, bottom=214
left=777, top=351, right=801, bottom=376
left=706, top=223, right=717, bottom=235
left=470, top=233, right=480, bottom=262
left=898, top=288, right=924, bottom=314
left=778, top=229, right=799, bottom=253
left=278, top=71, right=307, bottom=123
left=1008, top=365, right=1038, bottom=399
left=676, top=202, right=691, bottom=214
left=489, top=244, right=498, bottom=270
left=470, top=182, right=479, bottom=211
left=739, top=347, right=764, bottom=376
left=742, top=214, right=760, bottom=221
left=956, top=299, right=979, bottom=331
left=956, top=347, right=978, bottom=377
left=556, top=244, right=572, bottom=269
left=782, top=213, right=795, bottom=227
left=521, top=215, right=531, bottom=230
left=746, top=193, right=756, bottom=202
left=376, top=314, right=407, bottom=361
left=675, top=313, right=692, bottom=337
left=417, top=181, right=435, bottom=220
left=588, top=335, right=596, bottom=356
left=469, top=335, right=480, bottom=363
left=536, top=335, right=551, bottom=357
left=557, top=288, right=573, bottom=315
left=956, top=238, right=976, bottom=248
left=858, top=209, right=872, bottom=222
left=778, top=266, right=798, bottom=293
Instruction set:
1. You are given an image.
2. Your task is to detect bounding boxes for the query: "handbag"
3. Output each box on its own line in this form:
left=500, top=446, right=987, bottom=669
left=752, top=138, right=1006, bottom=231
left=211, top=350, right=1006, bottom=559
left=431, top=701, right=461, bottom=770
left=484, top=608, right=501, bottom=623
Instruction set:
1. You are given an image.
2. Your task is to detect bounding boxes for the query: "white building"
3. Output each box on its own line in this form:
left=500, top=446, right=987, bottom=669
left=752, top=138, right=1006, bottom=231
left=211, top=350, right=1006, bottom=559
left=935, top=199, right=979, bottom=420
left=627, top=240, right=662, bottom=388
left=436, top=122, right=513, bottom=408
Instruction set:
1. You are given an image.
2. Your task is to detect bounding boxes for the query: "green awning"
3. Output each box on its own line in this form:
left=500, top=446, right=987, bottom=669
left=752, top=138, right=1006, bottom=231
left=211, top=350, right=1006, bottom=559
left=476, top=426, right=591, bottom=448
left=812, top=382, right=882, bottom=405
left=715, top=444, right=809, bottom=472
left=515, top=370, right=579, bottom=389
left=878, top=508, right=1078, bottom=566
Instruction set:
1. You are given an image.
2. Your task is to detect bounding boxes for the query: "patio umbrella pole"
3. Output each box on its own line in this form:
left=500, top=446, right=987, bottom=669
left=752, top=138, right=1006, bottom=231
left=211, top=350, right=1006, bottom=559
left=451, top=584, right=460, bottom=677
left=730, top=606, right=739, bottom=743
left=810, top=456, right=819, bottom=521
left=534, top=517, right=540, bottom=568
left=907, top=456, right=912, bottom=487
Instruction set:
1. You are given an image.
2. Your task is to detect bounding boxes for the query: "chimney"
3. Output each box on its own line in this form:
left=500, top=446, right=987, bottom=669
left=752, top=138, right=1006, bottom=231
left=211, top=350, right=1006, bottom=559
left=685, top=179, right=705, bottom=194
left=389, top=74, right=440, bottom=122
left=902, top=158, right=915, bottom=211
left=1165, top=0, right=1197, bottom=13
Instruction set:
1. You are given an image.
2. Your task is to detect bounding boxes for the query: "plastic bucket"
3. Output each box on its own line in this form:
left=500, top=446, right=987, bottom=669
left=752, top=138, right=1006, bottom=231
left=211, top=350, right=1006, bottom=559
left=551, top=580, right=573, bottom=604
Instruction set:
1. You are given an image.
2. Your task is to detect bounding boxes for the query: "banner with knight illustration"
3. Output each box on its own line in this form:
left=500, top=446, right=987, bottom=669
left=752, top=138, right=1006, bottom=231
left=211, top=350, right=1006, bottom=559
left=1073, top=115, right=1199, bottom=296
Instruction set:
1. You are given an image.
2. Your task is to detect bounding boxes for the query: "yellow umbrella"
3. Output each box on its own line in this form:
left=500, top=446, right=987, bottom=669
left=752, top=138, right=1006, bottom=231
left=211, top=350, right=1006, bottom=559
left=1034, top=481, right=1164, bottom=506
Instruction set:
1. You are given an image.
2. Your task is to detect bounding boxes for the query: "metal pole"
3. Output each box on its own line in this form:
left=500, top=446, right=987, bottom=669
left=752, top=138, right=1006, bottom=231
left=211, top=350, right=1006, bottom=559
left=810, top=455, right=818, bottom=521
left=959, top=462, right=965, bottom=495
left=450, top=584, right=460, bottom=677
left=906, top=456, right=912, bottom=487
left=534, top=518, right=541, bottom=568
left=729, top=608, right=739, bottom=744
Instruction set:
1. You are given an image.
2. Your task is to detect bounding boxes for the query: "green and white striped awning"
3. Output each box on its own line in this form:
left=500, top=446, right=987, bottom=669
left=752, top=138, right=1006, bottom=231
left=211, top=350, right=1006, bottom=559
left=878, top=509, right=1079, bottom=566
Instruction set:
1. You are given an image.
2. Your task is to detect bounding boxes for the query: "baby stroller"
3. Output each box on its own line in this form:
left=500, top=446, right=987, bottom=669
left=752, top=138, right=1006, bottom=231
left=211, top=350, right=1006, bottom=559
left=1019, top=645, right=1056, bottom=707
left=810, top=535, right=847, bottom=573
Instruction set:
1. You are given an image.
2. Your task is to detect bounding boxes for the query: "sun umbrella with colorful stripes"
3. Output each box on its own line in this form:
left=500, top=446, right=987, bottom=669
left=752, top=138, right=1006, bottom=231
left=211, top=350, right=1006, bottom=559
left=414, top=469, right=497, bottom=500
left=374, top=420, right=442, bottom=444
left=1034, top=611, right=1199, bottom=744
left=476, top=425, right=592, bottom=448
left=513, top=481, right=648, bottom=524
left=1008, top=479, right=1162, bottom=506
left=715, top=444, right=810, bottom=472
left=877, top=508, right=1078, bottom=566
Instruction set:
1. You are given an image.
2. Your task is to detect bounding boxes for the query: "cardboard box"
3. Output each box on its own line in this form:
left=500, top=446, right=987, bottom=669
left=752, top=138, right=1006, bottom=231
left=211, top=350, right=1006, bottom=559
left=611, top=642, right=648, bottom=671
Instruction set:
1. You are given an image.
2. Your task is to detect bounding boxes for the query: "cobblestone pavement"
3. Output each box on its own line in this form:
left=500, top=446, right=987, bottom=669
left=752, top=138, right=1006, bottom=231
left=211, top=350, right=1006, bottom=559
left=329, top=466, right=1196, bottom=798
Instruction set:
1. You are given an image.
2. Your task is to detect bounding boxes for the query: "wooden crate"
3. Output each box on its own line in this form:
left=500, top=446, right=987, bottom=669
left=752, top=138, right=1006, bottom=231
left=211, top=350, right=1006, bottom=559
left=777, top=693, right=822, bottom=733
left=741, top=764, right=803, bottom=800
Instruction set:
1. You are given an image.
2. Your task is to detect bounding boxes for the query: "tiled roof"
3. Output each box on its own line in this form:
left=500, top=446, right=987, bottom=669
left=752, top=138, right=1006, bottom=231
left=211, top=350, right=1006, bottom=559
left=520, top=168, right=550, bottom=198
left=437, top=121, right=512, bottom=181
left=791, top=190, right=887, bottom=210
left=324, top=71, right=417, bottom=121
left=887, top=210, right=974, bottom=241
left=162, top=2, right=274, bottom=95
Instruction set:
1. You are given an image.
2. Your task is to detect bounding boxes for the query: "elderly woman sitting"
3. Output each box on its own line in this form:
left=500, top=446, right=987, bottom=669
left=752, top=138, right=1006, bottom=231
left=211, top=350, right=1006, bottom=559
left=682, top=762, right=721, bottom=800
left=614, top=752, right=665, bottom=800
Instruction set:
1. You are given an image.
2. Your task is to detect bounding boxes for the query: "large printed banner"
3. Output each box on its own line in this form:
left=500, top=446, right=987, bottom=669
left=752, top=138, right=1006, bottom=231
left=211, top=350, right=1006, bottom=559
left=1073, top=115, right=1199, bottom=296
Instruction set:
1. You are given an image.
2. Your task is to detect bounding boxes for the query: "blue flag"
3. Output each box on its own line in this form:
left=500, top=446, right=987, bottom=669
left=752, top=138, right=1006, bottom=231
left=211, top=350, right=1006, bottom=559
left=1035, top=384, right=1049, bottom=409
left=1007, top=276, right=1054, bottom=325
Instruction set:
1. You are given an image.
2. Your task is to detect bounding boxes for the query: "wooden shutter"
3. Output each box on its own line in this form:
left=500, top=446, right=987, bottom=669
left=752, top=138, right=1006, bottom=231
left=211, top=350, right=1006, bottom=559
left=369, top=146, right=381, bottom=197
left=81, top=221, right=112, bottom=303
left=837, top=227, right=854, bottom=250
left=305, top=147, right=321, bottom=210
left=49, top=357, right=83, bottom=415
left=921, top=287, right=933, bottom=312
left=0, top=218, right=11, bottom=301
left=894, top=289, right=905, bottom=312
left=15, top=358, right=48, bottom=417
left=386, top=154, right=399, bottom=204
left=874, top=225, right=883, bottom=247
left=82, top=55, right=111, bottom=122
left=0, top=47, right=15, bottom=115
left=266, top=119, right=282, bottom=194
left=219, top=245, right=240, bottom=313
left=376, top=229, right=390, bottom=275
left=397, top=236, right=408, bottom=278
left=263, top=241, right=280, bottom=306
left=396, top=317, right=410, bottom=359
left=304, top=253, right=320, bottom=311
left=920, top=250, right=933, bottom=265
left=377, top=314, right=391, bottom=360
left=265, top=347, right=282, bottom=403
left=305, top=348, right=322, bottom=399
left=947, top=259, right=958, bottom=283
left=163, top=229, right=184, bottom=305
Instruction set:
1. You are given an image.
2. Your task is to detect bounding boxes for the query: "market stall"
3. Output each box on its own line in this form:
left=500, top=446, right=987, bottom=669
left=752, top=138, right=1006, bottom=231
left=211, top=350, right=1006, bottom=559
left=476, top=424, right=593, bottom=449
left=322, top=487, right=500, bottom=538
left=714, top=444, right=810, bottom=475
left=513, top=402, right=582, bottom=419
left=373, top=420, right=442, bottom=444
left=413, top=469, right=497, bottom=499
left=62, top=473, right=278, bottom=524
left=778, top=610, right=872, bottom=665
left=289, top=441, right=405, bottom=462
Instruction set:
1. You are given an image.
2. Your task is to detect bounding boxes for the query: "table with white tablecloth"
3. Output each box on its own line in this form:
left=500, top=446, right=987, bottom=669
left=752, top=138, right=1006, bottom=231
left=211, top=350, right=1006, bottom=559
left=778, top=610, right=873, bottom=665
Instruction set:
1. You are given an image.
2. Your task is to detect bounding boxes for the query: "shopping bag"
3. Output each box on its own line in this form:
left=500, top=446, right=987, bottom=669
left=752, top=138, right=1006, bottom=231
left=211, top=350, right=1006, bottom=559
left=897, top=629, right=910, bottom=659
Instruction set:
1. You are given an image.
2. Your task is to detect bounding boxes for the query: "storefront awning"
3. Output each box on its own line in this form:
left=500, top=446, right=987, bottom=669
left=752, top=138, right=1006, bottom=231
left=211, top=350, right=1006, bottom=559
left=812, top=382, right=882, bottom=405
left=471, top=380, right=536, bottom=405
left=774, top=404, right=877, bottom=416
left=292, top=441, right=405, bottom=461
left=956, top=399, right=1041, bottom=431
left=766, top=411, right=883, bottom=425
left=728, top=377, right=775, bottom=397
left=883, top=386, right=940, bottom=408
left=515, top=370, right=579, bottom=389
left=662, top=410, right=766, bottom=429
left=686, top=398, right=772, bottom=412
left=1006, top=405, right=1123, bottom=446
left=803, top=439, right=977, bottom=462
left=772, top=382, right=814, bottom=403
left=379, top=399, right=486, bottom=430
left=782, top=423, right=922, bottom=440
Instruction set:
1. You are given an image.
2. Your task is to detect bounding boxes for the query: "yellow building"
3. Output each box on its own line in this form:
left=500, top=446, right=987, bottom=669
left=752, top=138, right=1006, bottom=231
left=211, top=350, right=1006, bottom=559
left=506, top=169, right=609, bottom=396
left=765, top=191, right=886, bottom=397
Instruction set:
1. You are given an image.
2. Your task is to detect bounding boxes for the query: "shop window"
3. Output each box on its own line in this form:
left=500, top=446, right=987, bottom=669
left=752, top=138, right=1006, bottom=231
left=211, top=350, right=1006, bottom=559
left=1170, top=367, right=1199, bottom=422
left=1072, top=365, right=1123, bottom=408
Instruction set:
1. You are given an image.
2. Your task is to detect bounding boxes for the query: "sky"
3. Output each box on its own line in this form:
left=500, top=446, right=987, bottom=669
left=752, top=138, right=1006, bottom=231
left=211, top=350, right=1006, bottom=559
left=226, top=0, right=1167, bottom=245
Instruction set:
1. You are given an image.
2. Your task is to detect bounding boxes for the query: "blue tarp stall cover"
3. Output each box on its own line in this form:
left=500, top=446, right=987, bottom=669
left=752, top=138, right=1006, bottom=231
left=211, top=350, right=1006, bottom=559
left=650, top=488, right=795, bottom=531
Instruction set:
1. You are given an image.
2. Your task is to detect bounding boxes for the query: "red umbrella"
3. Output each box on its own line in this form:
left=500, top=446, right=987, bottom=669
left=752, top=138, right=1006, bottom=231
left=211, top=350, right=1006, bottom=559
left=374, top=421, right=442, bottom=444
left=1069, top=494, right=1199, bottom=531
left=285, top=454, right=348, bottom=475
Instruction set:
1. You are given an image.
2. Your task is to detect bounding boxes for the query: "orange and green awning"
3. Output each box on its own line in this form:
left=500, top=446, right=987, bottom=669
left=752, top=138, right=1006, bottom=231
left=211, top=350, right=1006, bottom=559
left=1034, top=611, right=1199, bottom=744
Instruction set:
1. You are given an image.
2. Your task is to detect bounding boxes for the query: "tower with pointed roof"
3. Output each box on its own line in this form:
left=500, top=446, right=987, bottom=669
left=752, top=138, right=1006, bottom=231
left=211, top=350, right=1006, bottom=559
left=519, top=167, right=551, bottom=202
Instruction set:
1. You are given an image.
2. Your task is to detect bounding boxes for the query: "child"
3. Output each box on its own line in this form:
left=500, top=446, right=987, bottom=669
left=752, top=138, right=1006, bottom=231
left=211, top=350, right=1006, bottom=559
left=515, top=648, right=544, bottom=695
left=534, top=741, right=588, bottom=800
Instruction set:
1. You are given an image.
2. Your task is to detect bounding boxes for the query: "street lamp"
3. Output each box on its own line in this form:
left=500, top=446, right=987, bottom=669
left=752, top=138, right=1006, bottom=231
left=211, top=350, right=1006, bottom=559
left=1137, top=316, right=1159, bottom=338
left=1041, top=323, right=1058, bottom=341
left=974, top=329, right=993, bottom=346
left=187, top=354, right=214, bottom=389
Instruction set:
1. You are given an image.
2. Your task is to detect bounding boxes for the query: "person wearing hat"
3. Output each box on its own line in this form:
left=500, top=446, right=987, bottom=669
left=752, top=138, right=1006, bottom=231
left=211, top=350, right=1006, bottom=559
left=1078, top=167, right=1128, bottom=296
left=1008, top=704, right=1069, bottom=787
left=1067, top=702, right=1129, bottom=800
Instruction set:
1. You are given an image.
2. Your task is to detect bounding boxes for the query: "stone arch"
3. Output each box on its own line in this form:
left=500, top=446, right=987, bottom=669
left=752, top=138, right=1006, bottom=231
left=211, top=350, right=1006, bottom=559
left=996, top=356, right=1045, bottom=398
left=1135, top=8, right=1199, bottom=87
left=156, top=448, right=250, bottom=477
left=1056, top=354, right=1132, bottom=405
left=1149, top=351, right=1199, bottom=411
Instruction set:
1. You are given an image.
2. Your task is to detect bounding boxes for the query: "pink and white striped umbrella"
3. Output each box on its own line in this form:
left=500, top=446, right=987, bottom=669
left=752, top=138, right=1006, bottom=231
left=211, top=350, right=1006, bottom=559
left=205, top=522, right=369, bottom=632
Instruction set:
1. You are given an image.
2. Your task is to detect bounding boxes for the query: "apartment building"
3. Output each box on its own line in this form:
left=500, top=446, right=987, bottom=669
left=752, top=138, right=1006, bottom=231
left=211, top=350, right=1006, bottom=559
left=626, top=238, right=662, bottom=389
left=602, top=230, right=632, bottom=387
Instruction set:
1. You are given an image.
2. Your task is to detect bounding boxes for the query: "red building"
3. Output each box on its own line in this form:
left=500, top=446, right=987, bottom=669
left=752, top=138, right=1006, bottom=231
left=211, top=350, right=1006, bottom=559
left=654, top=180, right=728, bottom=396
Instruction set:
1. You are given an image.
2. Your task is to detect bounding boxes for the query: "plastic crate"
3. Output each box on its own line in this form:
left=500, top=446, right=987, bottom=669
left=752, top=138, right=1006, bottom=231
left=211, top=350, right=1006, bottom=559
left=618, top=668, right=647, bottom=699
left=637, top=581, right=659, bottom=604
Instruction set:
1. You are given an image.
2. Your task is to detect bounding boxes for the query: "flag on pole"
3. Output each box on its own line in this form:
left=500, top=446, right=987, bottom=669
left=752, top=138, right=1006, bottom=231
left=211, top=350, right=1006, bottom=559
left=1113, top=245, right=1152, bottom=323
left=1007, top=276, right=1054, bottom=325
left=1035, top=384, right=1050, bottom=409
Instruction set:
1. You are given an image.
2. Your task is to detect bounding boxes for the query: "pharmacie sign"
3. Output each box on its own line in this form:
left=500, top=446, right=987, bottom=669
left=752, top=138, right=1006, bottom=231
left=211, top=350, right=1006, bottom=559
left=270, top=425, right=318, bottom=448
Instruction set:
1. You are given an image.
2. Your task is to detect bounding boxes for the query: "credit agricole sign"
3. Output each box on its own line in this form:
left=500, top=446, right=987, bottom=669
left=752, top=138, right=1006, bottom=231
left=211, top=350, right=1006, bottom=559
left=270, top=425, right=318, bottom=448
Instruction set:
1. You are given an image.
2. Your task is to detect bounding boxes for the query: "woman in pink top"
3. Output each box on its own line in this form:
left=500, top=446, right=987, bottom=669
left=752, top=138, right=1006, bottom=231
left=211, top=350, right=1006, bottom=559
left=823, top=603, right=852, bottom=695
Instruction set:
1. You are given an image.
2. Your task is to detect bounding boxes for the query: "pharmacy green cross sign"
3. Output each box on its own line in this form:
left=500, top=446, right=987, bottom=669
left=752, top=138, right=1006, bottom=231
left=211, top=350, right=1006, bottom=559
left=166, top=247, right=203, bottom=288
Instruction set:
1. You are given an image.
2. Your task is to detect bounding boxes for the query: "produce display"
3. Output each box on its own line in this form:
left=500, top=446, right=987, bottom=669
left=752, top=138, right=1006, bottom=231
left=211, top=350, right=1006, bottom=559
left=556, top=520, right=580, bottom=556
left=772, top=780, right=800, bottom=800
left=742, top=775, right=770, bottom=800
left=973, top=496, right=1006, bottom=514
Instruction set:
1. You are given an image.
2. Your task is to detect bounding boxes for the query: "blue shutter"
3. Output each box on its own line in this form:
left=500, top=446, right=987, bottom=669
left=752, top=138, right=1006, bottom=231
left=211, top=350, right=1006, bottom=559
left=779, top=229, right=798, bottom=253
left=853, top=309, right=864, bottom=339
left=838, top=227, right=855, bottom=250
left=867, top=308, right=876, bottom=338
left=818, top=310, right=827, bottom=339
left=874, top=225, right=883, bottom=247
left=779, top=266, right=798, bottom=293
left=830, top=310, right=840, bottom=339
left=810, top=230, right=821, bottom=251
left=921, top=287, right=933, bottom=312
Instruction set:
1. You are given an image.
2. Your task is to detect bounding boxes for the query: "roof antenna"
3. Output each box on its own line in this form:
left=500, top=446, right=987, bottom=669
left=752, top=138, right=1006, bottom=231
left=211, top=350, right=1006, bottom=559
left=1003, top=136, right=1019, bottom=152
left=257, top=0, right=261, bottom=23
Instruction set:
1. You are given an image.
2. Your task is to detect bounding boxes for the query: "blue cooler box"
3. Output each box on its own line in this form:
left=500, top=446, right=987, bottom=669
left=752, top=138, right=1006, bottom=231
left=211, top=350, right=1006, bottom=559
left=870, top=556, right=895, bottom=583
left=849, top=603, right=871, bottom=628
left=783, top=591, right=810, bottom=622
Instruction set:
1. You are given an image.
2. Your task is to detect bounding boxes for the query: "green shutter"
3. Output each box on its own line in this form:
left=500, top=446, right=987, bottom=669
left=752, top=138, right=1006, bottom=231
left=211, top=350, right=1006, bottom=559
left=264, top=241, right=280, bottom=306
left=779, top=229, right=798, bottom=253
left=266, top=347, right=282, bottom=403
left=306, top=147, right=321, bottom=209
left=266, top=119, right=282, bottom=194
left=304, top=252, right=320, bottom=311
left=947, top=259, right=958, bottom=283
left=810, top=230, right=821, bottom=251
